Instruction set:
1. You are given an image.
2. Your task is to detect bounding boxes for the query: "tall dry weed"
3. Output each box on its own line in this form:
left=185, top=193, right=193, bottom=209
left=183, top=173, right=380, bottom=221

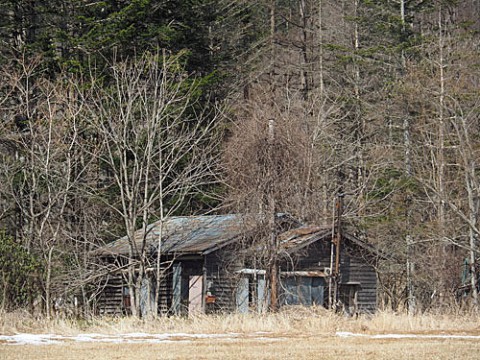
left=2, top=308, right=480, bottom=336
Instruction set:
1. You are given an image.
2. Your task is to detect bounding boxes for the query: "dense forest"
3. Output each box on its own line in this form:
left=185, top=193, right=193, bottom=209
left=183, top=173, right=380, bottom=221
left=0, top=0, right=479, bottom=317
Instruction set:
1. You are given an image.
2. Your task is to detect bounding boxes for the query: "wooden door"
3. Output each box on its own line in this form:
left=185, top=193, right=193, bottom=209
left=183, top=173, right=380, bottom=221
left=188, top=275, right=203, bottom=315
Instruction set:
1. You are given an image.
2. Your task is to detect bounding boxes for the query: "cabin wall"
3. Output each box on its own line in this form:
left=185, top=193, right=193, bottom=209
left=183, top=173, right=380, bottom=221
left=340, top=254, right=377, bottom=313
left=94, top=261, right=175, bottom=316
left=157, top=258, right=203, bottom=316
left=279, top=242, right=330, bottom=308
left=96, top=236, right=378, bottom=316
left=280, top=240, right=377, bottom=313
left=96, top=254, right=237, bottom=316
left=157, top=266, right=173, bottom=315
left=283, top=241, right=332, bottom=272
left=95, top=272, right=126, bottom=315
left=205, top=249, right=242, bottom=313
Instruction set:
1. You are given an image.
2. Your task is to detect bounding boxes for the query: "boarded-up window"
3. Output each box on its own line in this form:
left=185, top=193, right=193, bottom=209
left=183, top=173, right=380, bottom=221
left=311, top=278, right=325, bottom=305
left=283, top=277, right=325, bottom=307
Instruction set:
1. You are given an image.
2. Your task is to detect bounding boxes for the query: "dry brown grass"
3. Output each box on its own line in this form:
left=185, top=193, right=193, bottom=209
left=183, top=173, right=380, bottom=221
left=2, top=335, right=480, bottom=360
left=2, top=309, right=480, bottom=359
left=2, top=307, right=480, bottom=336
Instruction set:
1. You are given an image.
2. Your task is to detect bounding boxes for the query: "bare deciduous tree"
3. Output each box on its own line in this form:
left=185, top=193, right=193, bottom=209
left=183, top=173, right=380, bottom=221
left=81, top=52, right=221, bottom=317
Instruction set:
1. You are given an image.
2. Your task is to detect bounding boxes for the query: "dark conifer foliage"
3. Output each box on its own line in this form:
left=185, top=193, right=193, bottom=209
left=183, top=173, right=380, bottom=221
left=0, top=0, right=479, bottom=314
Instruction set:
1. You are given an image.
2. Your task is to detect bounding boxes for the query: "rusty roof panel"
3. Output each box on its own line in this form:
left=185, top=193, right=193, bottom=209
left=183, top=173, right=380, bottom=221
left=278, top=225, right=330, bottom=251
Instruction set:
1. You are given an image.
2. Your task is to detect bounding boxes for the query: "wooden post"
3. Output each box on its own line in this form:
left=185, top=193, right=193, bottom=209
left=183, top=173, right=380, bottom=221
left=332, top=193, right=343, bottom=310
left=267, top=119, right=279, bottom=312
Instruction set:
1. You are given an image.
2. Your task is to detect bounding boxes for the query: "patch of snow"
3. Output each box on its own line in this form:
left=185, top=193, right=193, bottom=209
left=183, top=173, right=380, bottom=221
left=0, top=331, right=276, bottom=346
left=121, top=332, right=151, bottom=338
left=253, top=337, right=285, bottom=341
left=0, top=334, right=62, bottom=346
left=336, top=332, right=480, bottom=340
left=71, top=334, right=125, bottom=343
left=336, top=332, right=364, bottom=338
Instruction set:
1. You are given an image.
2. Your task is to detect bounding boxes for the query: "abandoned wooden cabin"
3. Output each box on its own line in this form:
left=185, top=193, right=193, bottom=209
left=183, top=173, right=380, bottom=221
left=93, top=214, right=380, bottom=316
left=274, top=226, right=380, bottom=314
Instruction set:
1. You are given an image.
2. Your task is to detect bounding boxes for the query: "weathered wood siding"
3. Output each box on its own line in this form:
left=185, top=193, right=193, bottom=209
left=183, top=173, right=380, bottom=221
left=340, top=253, right=377, bottom=313
left=157, top=267, right=173, bottom=315
left=280, top=239, right=377, bottom=313
left=205, top=250, right=241, bottom=313
left=95, top=235, right=378, bottom=315
left=95, top=273, right=125, bottom=315
left=95, top=264, right=175, bottom=316
left=281, top=241, right=332, bottom=274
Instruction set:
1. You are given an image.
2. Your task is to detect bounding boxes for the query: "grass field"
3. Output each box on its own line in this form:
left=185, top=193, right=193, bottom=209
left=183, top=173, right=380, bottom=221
left=2, top=335, right=480, bottom=360
left=2, top=309, right=480, bottom=359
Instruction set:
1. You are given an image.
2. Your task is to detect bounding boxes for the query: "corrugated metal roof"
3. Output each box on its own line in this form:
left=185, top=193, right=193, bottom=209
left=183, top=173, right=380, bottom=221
left=95, top=214, right=257, bottom=257
left=94, top=215, right=383, bottom=259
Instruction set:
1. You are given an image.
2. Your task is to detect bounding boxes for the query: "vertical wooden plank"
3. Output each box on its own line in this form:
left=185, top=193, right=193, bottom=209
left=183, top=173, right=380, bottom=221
left=140, top=276, right=154, bottom=317
left=257, top=275, right=267, bottom=313
left=172, top=262, right=182, bottom=315
left=236, top=276, right=249, bottom=313
left=202, top=257, right=207, bottom=312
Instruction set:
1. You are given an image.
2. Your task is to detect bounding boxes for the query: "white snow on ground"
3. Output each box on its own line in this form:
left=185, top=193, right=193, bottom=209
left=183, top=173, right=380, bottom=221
left=336, top=332, right=480, bottom=340
left=0, top=332, right=275, bottom=346
left=0, top=334, right=62, bottom=345
left=2, top=331, right=479, bottom=345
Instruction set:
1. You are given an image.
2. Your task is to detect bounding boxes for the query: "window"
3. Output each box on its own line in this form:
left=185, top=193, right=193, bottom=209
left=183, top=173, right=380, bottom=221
left=283, top=277, right=325, bottom=307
